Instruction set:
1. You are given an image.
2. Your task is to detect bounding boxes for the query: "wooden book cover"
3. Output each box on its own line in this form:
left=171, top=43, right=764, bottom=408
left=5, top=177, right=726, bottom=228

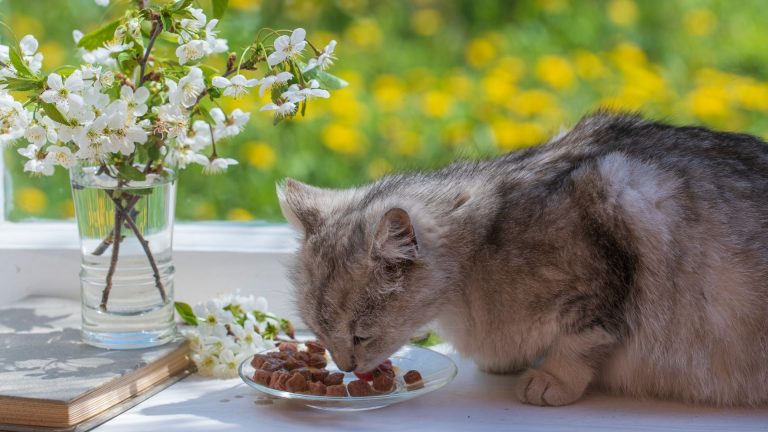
left=0, top=297, right=194, bottom=431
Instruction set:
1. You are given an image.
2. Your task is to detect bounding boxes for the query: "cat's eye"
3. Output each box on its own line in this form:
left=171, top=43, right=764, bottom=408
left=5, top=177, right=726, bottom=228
left=352, top=335, right=370, bottom=345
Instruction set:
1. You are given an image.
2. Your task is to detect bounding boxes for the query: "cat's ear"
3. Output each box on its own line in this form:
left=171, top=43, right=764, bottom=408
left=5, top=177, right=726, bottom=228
left=372, top=208, right=419, bottom=264
left=277, top=178, right=323, bottom=235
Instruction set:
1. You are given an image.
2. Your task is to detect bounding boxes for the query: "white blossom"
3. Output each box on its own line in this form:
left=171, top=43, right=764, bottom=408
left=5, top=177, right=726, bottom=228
left=120, top=85, right=150, bottom=117
left=282, top=79, right=330, bottom=103
left=213, top=74, right=259, bottom=99
left=103, top=39, right=133, bottom=54
left=177, top=8, right=207, bottom=43
left=73, top=115, right=109, bottom=161
left=45, top=145, right=76, bottom=168
left=156, top=102, right=189, bottom=140
left=170, top=67, right=205, bottom=108
left=24, top=124, right=48, bottom=146
left=103, top=104, right=148, bottom=155
left=41, top=71, right=86, bottom=113
left=212, top=349, right=248, bottom=379
left=19, top=35, right=43, bottom=73
left=203, top=19, right=228, bottom=54
left=258, top=71, right=292, bottom=97
left=18, top=144, right=53, bottom=176
left=267, top=28, right=307, bottom=67
left=198, top=155, right=238, bottom=175
left=209, top=108, right=249, bottom=139
left=95, top=0, right=109, bottom=6
left=307, top=40, right=337, bottom=71
left=0, top=93, right=30, bottom=146
left=176, top=40, right=208, bottom=65
left=260, top=100, right=297, bottom=119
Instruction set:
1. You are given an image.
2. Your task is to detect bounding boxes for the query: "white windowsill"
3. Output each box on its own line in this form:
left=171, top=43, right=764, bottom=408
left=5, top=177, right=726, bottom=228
left=0, top=220, right=299, bottom=253
left=0, top=221, right=304, bottom=324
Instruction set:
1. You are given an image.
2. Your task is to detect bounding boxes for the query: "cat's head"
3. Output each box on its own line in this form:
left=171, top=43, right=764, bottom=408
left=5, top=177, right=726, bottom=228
left=277, top=179, right=443, bottom=373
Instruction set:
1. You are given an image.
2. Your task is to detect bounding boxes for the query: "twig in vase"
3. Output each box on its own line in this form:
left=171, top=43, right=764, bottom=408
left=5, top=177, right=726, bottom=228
left=91, top=194, right=141, bottom=256
left=110, top=195, right=168, bottom=304
left=100, top=194, right=124, bottom=311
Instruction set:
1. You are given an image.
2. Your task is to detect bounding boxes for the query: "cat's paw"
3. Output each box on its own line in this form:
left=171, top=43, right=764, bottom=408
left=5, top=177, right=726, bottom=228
left=515, top=369, right=582, bottom=406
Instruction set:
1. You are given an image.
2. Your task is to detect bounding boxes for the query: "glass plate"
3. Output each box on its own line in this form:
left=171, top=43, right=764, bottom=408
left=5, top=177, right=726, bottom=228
left=239, top=344, right=458, bottom=412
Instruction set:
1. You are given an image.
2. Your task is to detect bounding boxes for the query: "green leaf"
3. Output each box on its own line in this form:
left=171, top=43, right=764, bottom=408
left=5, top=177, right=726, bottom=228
left=174, top=302, right=198, bottom=326
left=212, top=0, right=229, bottom=19
left=147, top=142, right=162, bottom=161
left=315, top=70, right=348, bottom=90
left=169, top=0, right=194, bottom=12
left=1, top=77, right=44, bottom=92
left=161, top=14, right=175, bottom=33
left=78, top=19, right=121, bottom=50
left=9, top=47, right=34, bottom=78
left=117, top=52, right=138, bottom=72
left=410, top=331, right=443, bottom=348
left=119, top=163, right=147, bottom=181
left=39, top=102, right=71, bottom=125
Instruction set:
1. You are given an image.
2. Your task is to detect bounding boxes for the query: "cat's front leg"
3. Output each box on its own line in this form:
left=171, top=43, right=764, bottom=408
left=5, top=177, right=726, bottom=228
left=515, top=326, right=615, bottom=406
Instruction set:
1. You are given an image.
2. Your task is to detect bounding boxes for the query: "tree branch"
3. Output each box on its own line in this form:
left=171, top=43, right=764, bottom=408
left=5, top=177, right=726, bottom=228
left=139, top=15, right=163, bottom=87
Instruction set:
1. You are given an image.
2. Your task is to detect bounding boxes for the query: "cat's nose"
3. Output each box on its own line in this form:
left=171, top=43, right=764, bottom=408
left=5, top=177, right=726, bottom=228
left=338, top=361, right=356, bottom=372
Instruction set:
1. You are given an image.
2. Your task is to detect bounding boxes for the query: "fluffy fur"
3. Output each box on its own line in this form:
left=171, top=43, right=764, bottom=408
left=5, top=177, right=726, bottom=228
left=278, top=112, right=768, bottom=406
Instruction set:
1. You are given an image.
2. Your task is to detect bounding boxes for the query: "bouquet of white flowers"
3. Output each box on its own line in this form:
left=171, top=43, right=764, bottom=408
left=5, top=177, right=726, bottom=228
left=0, top=0, right=343, bottom=314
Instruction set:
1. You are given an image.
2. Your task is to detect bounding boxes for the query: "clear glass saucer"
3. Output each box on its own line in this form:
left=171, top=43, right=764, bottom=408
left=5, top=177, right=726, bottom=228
left=239, top=344, right=457, bottom=411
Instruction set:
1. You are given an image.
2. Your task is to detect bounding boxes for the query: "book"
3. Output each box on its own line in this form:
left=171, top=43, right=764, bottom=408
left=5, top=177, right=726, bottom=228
left=0, top=296, right=194, bottom=431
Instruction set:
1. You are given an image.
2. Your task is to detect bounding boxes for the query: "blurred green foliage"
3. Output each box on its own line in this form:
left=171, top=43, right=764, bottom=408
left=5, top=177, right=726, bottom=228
left=4, top=0, right=768, bottom=222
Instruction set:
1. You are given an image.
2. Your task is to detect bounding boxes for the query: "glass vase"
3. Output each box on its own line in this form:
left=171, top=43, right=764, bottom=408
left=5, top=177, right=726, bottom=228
left=70, top=164, right=177, bottom=349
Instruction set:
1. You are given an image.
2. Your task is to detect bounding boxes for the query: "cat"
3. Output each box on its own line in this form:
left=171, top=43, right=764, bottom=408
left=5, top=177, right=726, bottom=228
left=277, top=111, right=768, bottom=407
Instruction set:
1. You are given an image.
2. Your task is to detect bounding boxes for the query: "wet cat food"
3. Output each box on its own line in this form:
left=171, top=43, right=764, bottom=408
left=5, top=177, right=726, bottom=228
left=347, top=379, right=374, bottom=397
left=403, top=370, right=424, bottom=390
left=250, top=341, right=423, bottom=398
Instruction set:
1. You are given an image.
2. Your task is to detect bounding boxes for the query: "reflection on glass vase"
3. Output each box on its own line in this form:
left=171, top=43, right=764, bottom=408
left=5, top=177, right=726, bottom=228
left=70, top=163, right=177, bottom=349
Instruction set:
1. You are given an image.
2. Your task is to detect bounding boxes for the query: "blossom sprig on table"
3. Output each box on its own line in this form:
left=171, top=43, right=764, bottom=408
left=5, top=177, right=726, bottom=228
left=175, top=292, right=295, bottom=378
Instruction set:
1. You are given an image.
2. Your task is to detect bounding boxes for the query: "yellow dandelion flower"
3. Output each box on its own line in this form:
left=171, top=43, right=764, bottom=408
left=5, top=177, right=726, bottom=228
left=688, top=86, right=730, bottom=120
left=322, top=123, right=365, bottom=155
left=491, top=120, right=547, bottom=150
left=229, top=0, right=261, bottom=10
left=373, top=75, right=405, bottom=112
left=465, top=37, right=497, bottom=69
left=735, top=81, right=768, bottom=111
left=16, top=187, right=47, bottom=215
left=535, top=55, right=575, bottom=90
left=227, top=208, right=254, bottom=221
left=243, top=141, right=276, bottom=170
left=11, top=15, right=44, bottom=39
left=511, top=90, right=557, bottom=117
left=411, top=9, right=443, bottom=36
left=574, top=50, right=608, bottom=80
left=445, top=72, right=475, bottom=100
left=608, top=0, right=637, bottom=27
left=684, top=8, right=716, bottom=36
left=610, top=42, right=647, bottom=68
left=421, top=90, right=454, bottom=118
left=345, top=19, right=382, bottom=48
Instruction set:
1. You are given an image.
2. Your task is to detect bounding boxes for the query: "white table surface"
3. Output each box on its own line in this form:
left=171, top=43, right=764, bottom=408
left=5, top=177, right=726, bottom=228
left=96, top=346, right=768, bottom=432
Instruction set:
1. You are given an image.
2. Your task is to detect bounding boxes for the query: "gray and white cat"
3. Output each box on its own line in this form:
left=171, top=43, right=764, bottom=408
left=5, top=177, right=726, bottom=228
left=277, top=112, right=768, bottom=406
